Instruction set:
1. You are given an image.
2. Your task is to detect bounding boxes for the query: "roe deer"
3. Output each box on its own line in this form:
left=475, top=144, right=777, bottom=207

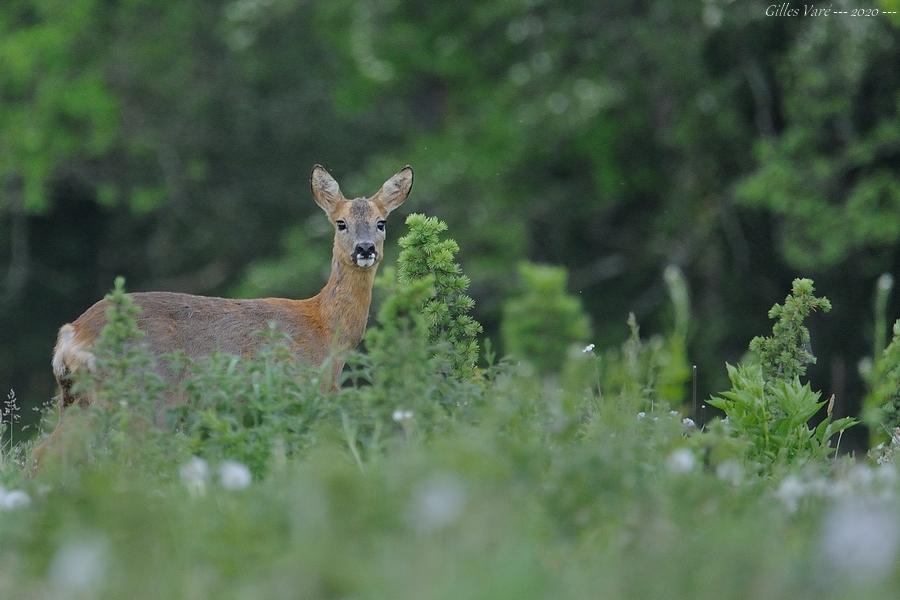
left=44, top=163, right=412, bottom=427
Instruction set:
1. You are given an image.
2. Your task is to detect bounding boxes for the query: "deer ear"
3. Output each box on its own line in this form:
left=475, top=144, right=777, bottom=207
left=372, top=166, right=413, bottom=214
left=310, top=165, right=344, bottom=214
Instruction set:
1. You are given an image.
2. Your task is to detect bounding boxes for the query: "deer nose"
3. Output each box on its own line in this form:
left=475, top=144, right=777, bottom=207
left=355, top=242, right=376, bottom=258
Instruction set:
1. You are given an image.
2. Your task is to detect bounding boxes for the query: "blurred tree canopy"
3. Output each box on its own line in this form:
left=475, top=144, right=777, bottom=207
left=1, top=0, right=898, bottom=427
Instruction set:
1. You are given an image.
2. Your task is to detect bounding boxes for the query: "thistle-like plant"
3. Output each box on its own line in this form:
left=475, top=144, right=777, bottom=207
left=709, top=278, right=853, bottom=471
left=749, top=278, right=831, bottom=382
left=86, top=277, right=165, bottom=411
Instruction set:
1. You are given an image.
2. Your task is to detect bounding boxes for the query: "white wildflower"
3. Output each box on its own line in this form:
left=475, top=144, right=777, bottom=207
left=180, top=456, right=209, bottom=497
left=875, top=463, right=897, bottom=486
left=410, top=475, right=466, bottom=533
left=827, top=477, right=855, bottom=501
left=682, top=417, right=697, bottom=432
left=669, top=410, right=679, bottom=417
left=870, top=441, right=890, bottom=465
left=715, top=460, right=743, bottom=486
left=0, top=489, right=31, bottom=510
left=819, top=498, right=900, bottom=585
left=846, top=464, right=875, bottom=489
left=774, top=475, right=806, bottom=512
left=392, top=409, right=414, bottom=423
left=858, top=357, right=873, bottom=379
left=806, top=476, right=832, bottom=498
left=49, top=537, right=108, bottom=594
left=582, top=343, right=595, bottom=353
left=218, top=460, right=252, bottom=491
left=877, top=273, right=894, bottom=292
left=868, top=429, right=900, bottom=465
left=666, top=448, right=696, bottom=474
left=637, top=412, right=646, bottom=420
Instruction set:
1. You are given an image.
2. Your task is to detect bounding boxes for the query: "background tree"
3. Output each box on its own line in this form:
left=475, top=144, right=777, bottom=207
left=0, top=0, right=898, bottom=449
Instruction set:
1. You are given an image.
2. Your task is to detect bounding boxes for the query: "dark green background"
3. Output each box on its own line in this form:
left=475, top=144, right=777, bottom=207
left=1, top=1, right=898, bottom=437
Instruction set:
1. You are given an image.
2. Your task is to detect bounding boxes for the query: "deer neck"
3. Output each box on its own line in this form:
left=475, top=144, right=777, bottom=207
left=316, top=255, right=377, bottom=350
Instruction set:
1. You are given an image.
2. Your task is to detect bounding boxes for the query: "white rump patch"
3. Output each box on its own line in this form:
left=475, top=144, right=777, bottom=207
left=52, top=324, right=96, bottom=380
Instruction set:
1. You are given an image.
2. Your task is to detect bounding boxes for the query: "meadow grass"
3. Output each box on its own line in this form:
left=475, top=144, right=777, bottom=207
left=0, top=263, right=897, bottom=598
left=0, top=346, right=897, bottom=597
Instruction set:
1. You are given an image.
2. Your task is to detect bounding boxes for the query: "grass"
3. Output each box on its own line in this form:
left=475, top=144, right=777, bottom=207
left=0, top=274, right=897, bottom=599
left=1, top=364, right=898, bottom=598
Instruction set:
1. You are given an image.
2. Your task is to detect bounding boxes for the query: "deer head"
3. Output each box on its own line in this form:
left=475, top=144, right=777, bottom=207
left=310, top=165, right=413, bottom=269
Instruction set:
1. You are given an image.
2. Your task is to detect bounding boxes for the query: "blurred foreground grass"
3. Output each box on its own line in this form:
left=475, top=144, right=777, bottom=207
left=0, top=357, right=898, bottom=599
left=0, top=253, right=897, bottom=599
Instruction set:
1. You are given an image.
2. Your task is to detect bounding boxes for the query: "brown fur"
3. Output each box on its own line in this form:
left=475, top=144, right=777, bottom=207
left=34, top=165, right=413, bottom=468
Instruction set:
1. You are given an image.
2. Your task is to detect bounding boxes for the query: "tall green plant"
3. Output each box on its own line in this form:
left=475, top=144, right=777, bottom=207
left=873, top=273, right=894, bottom=363
left=501, top=262, right=590, bottom=375
left=363, top=271, right=436, bottom=384
left=709, top=278, right=853, bottom=472
left=708, top=364, right=854, bottom=469
left=659, top=265, right=691, bottom=402
left=64, top=277, right=166, bottom=467
left=749, top=278, right=831, bottom=382
left=339, top=271, right=474, bottom=461
left=396, top=214, right=482, bottom=379
left=82, top=278, right=164, bottom=413
left=864, top=320, right=900, bottom=440
left=861, top=274, right=897, bottom=444
left=565, top=267, right=691, bottom=409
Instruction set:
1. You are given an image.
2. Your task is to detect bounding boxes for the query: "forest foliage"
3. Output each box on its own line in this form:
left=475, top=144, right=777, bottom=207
left=0, top=0, right=898, bottom=434
left=0, top=2, right=899, bottom=597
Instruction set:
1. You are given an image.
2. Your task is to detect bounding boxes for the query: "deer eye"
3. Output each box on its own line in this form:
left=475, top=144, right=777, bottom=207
left=376, top=220, right=386, bottom=232
left=336, top=220, right=347, bottom=231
